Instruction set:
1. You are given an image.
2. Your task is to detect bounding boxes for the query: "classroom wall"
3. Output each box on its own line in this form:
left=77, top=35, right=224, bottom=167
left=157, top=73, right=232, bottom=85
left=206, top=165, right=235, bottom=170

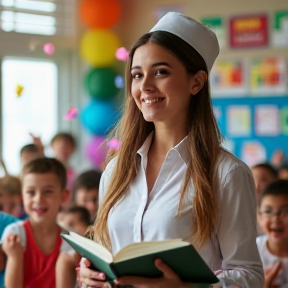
left=113, top=0, right=288, bottom=165
left=115, top=0, right=288, bottom=57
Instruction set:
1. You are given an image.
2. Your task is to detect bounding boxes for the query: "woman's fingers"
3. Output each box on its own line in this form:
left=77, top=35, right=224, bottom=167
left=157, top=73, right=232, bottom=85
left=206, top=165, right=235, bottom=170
left=79, top=277, right=109, bottom=288
left=79, top=265, right=106, bottom=281
left=154, top=259, right=181, bottom=280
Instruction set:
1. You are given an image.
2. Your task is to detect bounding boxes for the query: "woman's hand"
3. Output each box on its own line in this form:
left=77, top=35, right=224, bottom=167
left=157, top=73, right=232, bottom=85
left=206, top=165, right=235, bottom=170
left=78, top=257, right=110, bottom=288
left=263, top=262, right=282, bottom=288
left=116, top=259, right=206, bottom=288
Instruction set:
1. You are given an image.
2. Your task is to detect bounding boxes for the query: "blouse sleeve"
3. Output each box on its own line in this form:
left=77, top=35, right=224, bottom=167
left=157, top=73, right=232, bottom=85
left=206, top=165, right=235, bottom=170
left=216, top=165, right=264, bottom=288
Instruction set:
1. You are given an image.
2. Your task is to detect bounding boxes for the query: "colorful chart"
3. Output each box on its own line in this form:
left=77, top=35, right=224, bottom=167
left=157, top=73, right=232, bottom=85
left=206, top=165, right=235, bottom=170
left=250, top=57, right=287, bottom=95
left=211, top=59, right=247, bottom=96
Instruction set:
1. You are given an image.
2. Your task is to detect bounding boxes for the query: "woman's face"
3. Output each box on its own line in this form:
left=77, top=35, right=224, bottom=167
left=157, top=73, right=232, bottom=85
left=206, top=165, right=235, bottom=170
left=130, top=42, right=197, bottom=126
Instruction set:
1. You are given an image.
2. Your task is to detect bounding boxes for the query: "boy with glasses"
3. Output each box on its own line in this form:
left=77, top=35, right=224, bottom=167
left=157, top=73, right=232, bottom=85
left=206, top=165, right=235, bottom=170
left=257, top=179, right=288, bottom=288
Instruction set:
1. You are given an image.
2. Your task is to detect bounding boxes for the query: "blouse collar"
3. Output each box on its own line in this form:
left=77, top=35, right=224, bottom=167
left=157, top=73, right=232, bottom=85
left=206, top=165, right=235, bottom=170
left=136, top=132, right=190, bottom=165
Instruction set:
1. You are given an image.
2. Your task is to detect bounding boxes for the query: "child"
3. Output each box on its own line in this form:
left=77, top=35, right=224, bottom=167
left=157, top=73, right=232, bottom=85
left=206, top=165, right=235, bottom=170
left=251, top=162, right=278, bottom=199
left=278, top=164, right=288, bottom=180
left=73, top=169, right=102, bottom=220
left=61, top=206, right=91, bottom=235
left=0, top=212, right=19, bottom=288
left=1, top=157, right=72, bottom=288
left=257, top=179, right=288, bottom=288
left=0, top=175, right=23, bottom=219
left=20, top=144, right=43, bottom=169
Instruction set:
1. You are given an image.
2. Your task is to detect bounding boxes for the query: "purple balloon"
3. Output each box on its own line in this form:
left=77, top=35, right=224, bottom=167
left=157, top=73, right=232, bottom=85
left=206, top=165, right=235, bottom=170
left=85, top=136, right=109, bottom=169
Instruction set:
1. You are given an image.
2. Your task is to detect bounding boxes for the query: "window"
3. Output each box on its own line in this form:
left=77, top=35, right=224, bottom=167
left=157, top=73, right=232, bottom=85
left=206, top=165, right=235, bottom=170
left=1, top=57, right=58, bottom=175
left=0, top=0, right=76, bottom=36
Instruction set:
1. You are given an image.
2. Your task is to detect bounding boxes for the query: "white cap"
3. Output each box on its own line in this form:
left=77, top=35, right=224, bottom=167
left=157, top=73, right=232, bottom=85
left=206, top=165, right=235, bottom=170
left=149, top=12, right=219, bottom=72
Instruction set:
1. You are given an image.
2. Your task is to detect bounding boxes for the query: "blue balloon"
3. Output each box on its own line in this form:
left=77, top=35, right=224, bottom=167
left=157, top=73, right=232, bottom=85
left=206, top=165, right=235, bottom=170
left=80, top=100, right=120, bottom=136
left=114, top=75, right=124, bottom=88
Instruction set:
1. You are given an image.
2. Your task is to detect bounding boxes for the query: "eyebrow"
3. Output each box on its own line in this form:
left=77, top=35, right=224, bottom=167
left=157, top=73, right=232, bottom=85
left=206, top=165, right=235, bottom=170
left=25, top=185, right=55, bottom=189
left=131, top=62, right=172, bottom=71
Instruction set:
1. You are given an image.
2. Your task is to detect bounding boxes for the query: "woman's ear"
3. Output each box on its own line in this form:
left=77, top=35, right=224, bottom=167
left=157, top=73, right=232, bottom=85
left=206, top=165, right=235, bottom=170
left=190, top=70, right=208, bottom=95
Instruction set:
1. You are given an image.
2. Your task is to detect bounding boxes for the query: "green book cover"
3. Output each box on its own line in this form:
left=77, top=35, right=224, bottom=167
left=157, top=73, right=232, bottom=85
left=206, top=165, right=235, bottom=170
left=61, top=232, right=219, bottom=284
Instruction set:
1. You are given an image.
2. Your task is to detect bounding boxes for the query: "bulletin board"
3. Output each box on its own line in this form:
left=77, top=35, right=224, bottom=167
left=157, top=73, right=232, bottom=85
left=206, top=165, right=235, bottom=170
left=212, top=96, right=288, bottom=167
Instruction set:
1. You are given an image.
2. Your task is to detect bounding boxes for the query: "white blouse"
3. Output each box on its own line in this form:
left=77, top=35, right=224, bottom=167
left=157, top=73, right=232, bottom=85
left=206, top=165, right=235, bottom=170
left=99, top=133, right=264, bottom=287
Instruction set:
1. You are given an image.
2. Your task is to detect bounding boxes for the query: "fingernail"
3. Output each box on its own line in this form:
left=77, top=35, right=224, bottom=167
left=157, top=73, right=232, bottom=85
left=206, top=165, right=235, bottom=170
left=99, top=273, right=105, bottom=279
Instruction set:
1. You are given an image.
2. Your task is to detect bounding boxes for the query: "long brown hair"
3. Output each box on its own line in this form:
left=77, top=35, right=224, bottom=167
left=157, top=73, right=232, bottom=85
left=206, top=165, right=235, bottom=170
left=92, top=31, right=222, bottom=249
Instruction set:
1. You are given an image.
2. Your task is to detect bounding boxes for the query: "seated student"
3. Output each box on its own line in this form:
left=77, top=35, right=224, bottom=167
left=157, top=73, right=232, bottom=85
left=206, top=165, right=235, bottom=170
left=252, top=163, right=278, bottom=199
left=31, top=132, right=77, bottom=206
left=1, top=157, right=72, bottom=288
left=0, top=175, right=24, bottom=219
left=61, top=206, right=91, bottom=235
left=0, top=212, right=19, bottom=288
left=56, top=206, right=91, bottom=288
left=257, top=179, right=288, bottom=288
left=278, top=164, right=288, bottom=180
left=73, top=169, right=102, bottom=221
left=20, top=144, right=43, bottom=169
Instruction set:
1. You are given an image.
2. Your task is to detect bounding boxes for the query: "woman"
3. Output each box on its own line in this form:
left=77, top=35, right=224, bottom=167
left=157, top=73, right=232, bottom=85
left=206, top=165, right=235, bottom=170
left=79, top=12, right=264, bottom=288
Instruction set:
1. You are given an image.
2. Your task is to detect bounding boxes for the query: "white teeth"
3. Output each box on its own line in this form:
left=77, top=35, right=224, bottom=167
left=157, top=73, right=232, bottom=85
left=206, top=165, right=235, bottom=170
left=143, top=98, right=163, bottom=104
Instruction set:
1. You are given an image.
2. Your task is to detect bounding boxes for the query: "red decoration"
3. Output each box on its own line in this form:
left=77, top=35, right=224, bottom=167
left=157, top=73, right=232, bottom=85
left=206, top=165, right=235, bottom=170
left=79, top=0, right=121, bottom=29
left=230, top=14, right=268, bottom=48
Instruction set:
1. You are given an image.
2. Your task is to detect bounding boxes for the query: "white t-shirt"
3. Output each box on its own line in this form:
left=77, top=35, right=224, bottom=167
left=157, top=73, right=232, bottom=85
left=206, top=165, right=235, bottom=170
left=1, top=221, right=73, bottom=254
left=99, top=133, right=264, bottom=288
left=257, top=234, right=288, bottom=287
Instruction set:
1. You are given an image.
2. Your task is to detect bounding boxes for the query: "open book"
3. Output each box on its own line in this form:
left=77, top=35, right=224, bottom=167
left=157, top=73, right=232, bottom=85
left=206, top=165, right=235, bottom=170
left=61, top=231, right=219, bottom=284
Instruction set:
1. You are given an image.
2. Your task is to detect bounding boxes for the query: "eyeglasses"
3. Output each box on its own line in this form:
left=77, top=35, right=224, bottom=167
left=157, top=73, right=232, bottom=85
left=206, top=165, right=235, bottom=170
left=259, top=208, right=288, bottom=219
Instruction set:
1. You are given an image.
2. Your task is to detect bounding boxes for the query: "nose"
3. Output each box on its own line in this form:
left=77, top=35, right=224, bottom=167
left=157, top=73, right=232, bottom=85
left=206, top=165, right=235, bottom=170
left=140, top=75, right=156, bottom=93
left=34, top=192, right=43, bottom=204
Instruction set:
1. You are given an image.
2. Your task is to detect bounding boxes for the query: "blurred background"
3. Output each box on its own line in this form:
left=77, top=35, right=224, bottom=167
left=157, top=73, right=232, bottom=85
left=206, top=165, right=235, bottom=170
left=0, top=0, right=287, bottom=176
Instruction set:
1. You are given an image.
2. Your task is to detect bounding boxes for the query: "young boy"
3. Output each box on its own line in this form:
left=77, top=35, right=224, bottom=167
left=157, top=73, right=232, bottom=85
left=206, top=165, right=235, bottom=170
left=257, top=179, right=288, bottom=288
left=61, top=206, right=91, bottom=236
left=1, top=157, right=72, bottom=288
left=251, top=162, right=278, bottom=199
left=73, top=169, right=102, bottom=220
left=20, top=144, right=43, bottom=169
left=0, top=175, right=23, bottom=218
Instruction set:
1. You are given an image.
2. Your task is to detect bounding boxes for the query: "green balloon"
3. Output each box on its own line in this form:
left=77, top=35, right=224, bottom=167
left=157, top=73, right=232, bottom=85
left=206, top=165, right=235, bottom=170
left=85, top=67, right=119, bottom=100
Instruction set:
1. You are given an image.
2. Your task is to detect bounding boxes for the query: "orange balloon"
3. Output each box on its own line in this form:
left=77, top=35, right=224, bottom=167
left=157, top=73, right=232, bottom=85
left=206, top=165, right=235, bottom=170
left=79, top=0, right=121, bottom=29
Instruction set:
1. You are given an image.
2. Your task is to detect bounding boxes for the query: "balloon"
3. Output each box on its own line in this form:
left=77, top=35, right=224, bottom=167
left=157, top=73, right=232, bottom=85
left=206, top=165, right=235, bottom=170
left=115, top=47, right=129, bottom=61
left=80, top=29, right=120, bottom=66
left=85, top=136, right=109, bottom=169
left=80, top=100, right=120, bottom=135
left=114, top=75, right=124, bottom=88
left=85, top=67, right=119, bottom=100
left=43, top=43, right=55, bottom=55
left=79, top=0, right=121, bottom=29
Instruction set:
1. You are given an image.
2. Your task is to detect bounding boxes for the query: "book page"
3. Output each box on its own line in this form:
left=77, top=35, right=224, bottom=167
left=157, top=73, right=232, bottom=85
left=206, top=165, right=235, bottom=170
left=114, top=239, right=189, bottom=263
left=69, top=231, right=113, bottom=263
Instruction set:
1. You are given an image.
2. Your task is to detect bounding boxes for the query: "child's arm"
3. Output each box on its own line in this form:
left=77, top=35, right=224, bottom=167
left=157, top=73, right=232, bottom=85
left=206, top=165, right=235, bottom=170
left=2, top=234, right=24, bottom=288
left=56, top=252, right=77, bottom=288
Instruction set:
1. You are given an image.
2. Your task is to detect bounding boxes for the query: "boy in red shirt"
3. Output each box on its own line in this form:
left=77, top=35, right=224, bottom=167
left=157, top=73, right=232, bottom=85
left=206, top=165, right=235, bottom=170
left=1, top=157, right=71, bottom=288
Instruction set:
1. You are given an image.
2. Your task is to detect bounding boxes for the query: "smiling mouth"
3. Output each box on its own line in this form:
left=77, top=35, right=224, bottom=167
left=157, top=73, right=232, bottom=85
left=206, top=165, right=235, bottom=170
left=270, top=228, right=284, bottom=233
left=142, top=98, right=165, bottom=104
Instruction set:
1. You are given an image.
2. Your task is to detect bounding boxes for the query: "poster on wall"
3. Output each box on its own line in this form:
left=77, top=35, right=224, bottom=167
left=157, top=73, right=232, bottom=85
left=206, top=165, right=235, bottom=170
left=250, top=57, right=287, bottom=95
left=154, top=5, right=184, bottom=21
left=227, top=105, right=251, bottom=136
left=210, top=59, right=247, bottom=96
left=201, top=17, right=226, bottom=48
left=281, top=107, right=288, bottom=135
left=272, top=11, right=288, bottom=47
left=255, top=105, right=280, bottom=136
left=229, top=14, right=268, bottom=48
left=241, top=141, right=266, bottom=167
